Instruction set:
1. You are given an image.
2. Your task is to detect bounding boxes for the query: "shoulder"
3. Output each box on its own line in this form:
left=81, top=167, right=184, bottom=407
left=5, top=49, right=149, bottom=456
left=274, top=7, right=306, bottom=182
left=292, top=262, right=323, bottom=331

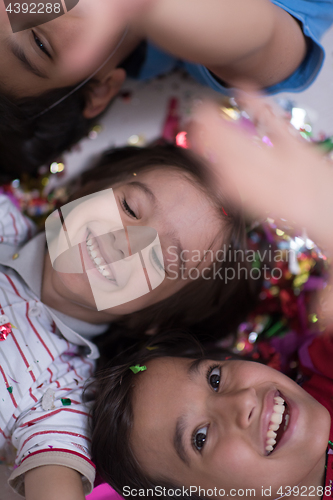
left=0, top=194, right=36, bottom=246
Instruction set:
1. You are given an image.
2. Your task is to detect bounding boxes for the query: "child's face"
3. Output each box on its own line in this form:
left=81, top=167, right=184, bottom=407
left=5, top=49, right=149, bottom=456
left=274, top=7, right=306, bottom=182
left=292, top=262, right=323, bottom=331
left=0, top=0, right=134, bottom=97
left=45, top=167, right=222, bottom=317
left=131, top=357, right=330, bottom=497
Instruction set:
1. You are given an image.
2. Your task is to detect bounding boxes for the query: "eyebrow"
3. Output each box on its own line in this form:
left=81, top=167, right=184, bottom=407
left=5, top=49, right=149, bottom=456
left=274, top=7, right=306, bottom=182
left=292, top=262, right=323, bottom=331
left=174, top=415, right=191, bottom=466
left=9, top=40, right=48, bottom=79
left=127, top=181, right=157, bottom=205
left=172, top=359, right=207, bottom=466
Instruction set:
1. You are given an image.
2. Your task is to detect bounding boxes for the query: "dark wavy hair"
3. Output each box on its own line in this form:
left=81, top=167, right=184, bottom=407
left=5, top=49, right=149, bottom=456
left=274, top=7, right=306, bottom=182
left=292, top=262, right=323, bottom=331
left=70, top=144, right=259, bottom=349
left=90, top=331, right=245, bottom=500
left=0, top=84, right=94, bottom=181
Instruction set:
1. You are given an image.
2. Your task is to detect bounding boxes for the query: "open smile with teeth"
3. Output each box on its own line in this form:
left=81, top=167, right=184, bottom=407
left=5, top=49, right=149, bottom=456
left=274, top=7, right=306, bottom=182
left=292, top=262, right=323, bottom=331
left=86, top=232, right=116, bottom=283
left=265, top=395, right=290, bottom=454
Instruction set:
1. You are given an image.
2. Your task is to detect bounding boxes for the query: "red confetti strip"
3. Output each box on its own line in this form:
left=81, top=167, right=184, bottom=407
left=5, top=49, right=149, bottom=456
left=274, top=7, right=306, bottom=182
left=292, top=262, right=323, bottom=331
left=0, top=323, right=12, bottom=340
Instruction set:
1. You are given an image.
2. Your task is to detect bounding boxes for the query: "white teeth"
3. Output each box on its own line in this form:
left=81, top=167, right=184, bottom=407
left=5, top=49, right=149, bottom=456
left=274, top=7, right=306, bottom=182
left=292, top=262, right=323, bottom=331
left=270, top=412, right=283, bottom=424
left=86, top=235, right=114, bottom=281
left=284, top=414, right=290, bottom=431
left=265, top=395, right=288, bottom=455
left=273, top=404, right=285, bottom=414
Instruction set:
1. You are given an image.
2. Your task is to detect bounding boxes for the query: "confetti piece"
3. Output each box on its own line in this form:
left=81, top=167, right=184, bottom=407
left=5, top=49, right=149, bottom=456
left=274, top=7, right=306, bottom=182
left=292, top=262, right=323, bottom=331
left=8, top=377, right=19, bottom=385
left=0, top=323, right=12, bottom=340
left=42, top=389, right=56, bottom=411
left=146, top=346, right=158, bottom=351
left=7, top=386, right=13, bottom=394
left=61, top=398, right=72, bottom=406
left=129, top=364, right=147, bottom=374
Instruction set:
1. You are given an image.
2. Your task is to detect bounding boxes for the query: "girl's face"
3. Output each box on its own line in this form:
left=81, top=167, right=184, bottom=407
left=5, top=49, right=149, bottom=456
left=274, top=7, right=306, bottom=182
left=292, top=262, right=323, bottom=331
left=131, top=357, right=330, bottom=498
left=0, top=0, right=138, bottom=97
left=46, top=166, right=222, bottom=318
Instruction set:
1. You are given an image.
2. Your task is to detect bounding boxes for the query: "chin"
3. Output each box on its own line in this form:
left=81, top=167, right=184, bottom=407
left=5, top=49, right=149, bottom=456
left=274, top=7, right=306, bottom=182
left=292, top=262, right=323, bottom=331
left=55, top=270, right=96, bottom=309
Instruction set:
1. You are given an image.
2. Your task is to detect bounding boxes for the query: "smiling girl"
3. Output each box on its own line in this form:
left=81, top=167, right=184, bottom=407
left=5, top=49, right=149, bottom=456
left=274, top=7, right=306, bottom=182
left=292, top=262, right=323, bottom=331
left=90, top=331, right=332, bottom=500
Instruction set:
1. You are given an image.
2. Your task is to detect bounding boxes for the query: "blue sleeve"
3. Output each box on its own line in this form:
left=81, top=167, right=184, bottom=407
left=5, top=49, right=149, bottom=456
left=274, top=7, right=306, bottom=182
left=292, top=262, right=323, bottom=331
left=136, top=0, right=333, bottom=95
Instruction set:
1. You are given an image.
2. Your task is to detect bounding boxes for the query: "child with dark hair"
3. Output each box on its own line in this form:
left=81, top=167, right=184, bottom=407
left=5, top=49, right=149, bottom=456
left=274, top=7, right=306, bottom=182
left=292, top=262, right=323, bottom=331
left=0, top=0, right=332, bottom=177
left=0, top=144, right=256, bottom=499
left=90, top=329, right=333, bottom=500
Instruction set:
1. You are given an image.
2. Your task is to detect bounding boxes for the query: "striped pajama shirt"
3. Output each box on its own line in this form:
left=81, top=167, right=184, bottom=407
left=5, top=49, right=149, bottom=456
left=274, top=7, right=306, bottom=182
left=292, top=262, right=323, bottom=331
left=0, top=195, right=107, bottom=496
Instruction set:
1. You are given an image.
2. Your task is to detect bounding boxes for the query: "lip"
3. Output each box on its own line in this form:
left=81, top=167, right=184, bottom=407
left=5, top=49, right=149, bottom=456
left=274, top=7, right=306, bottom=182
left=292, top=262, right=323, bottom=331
left=81, top=229, right=120, bottom=285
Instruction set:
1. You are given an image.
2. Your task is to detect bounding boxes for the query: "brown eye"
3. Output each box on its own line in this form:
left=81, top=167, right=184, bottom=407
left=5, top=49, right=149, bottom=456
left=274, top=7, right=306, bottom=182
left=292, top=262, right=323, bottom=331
left=208, top=366, right=221, bottom=392
left=194, top=426, right=208, bottom=451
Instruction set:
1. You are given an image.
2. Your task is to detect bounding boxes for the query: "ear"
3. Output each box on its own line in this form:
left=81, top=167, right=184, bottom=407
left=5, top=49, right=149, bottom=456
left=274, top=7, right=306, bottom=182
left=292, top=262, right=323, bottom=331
left=83, top=68, right=126, bottom=119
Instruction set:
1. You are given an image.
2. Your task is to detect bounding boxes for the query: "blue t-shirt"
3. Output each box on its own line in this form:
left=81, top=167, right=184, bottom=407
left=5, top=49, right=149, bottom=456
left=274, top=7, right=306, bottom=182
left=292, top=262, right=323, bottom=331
left=131, top=0, right=333, bottom=95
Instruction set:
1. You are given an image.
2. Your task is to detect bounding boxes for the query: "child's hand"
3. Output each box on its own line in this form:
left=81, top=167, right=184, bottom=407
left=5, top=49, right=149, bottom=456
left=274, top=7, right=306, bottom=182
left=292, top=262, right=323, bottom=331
left=191, top=93, right=333, bottom=324
left=192, top=94, right=333, bottom=248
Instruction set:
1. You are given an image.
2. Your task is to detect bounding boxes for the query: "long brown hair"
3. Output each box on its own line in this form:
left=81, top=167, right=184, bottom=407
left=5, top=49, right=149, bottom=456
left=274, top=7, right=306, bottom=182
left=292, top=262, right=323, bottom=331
left=71, top=145, right=259, bottom=344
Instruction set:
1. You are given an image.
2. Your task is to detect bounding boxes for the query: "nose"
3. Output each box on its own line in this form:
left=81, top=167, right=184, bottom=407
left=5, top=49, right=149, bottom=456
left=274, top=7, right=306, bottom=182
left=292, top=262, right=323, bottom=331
left=210, top=387, right=257, bottom=429
left=112, top=226, right=158, bottom=258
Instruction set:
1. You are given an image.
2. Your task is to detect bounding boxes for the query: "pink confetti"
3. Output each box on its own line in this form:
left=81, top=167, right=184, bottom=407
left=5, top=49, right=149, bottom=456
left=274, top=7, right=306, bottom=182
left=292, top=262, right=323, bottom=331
left=0, top=323, right=12, bottom=340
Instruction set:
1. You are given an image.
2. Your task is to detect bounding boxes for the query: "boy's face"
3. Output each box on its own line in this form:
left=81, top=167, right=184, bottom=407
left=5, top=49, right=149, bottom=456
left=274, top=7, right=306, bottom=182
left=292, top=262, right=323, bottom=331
left=131, top=357, right=330, bottom=498
left=0, top=0, right=136, bottom=97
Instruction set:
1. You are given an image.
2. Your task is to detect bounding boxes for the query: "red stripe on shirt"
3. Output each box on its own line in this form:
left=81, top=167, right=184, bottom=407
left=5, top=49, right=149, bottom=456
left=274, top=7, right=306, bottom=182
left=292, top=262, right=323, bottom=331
left=0, top=365, right=18, bottom=408
left=26, top=303, right=55, bottom=361
left=0, top=427, right=10, bottom=440
left=20, top=430, right=91, bottom=453
left=19, top=408, right=91, bottom=427
left=60, top=354, right=83, bottom=381
left=4, top=273, right=25, bottom=300
left=29, top=388, right=38, bottom=403
left=9, top=212, right=18, bottom=238
left=47, top=368, right=53, bottom=383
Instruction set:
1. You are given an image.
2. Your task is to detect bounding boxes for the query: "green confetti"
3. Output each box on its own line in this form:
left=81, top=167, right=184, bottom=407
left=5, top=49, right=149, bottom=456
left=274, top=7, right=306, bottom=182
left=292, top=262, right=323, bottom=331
left=130, top=364, right=147, bottom=374
left=7, top=386, right=13, bottom=394
left=61, top=398, right=71, bottom=406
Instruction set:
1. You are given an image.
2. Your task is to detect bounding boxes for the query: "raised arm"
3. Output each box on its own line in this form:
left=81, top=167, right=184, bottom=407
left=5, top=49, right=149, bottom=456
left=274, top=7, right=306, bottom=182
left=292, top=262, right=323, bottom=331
left=192, top=95, right=333, bottom=249
left=25, top=466, right=85, bottom=500
left=133, top=0, right=307, bottom=88
left=192, top=93, right=333, bottom=320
